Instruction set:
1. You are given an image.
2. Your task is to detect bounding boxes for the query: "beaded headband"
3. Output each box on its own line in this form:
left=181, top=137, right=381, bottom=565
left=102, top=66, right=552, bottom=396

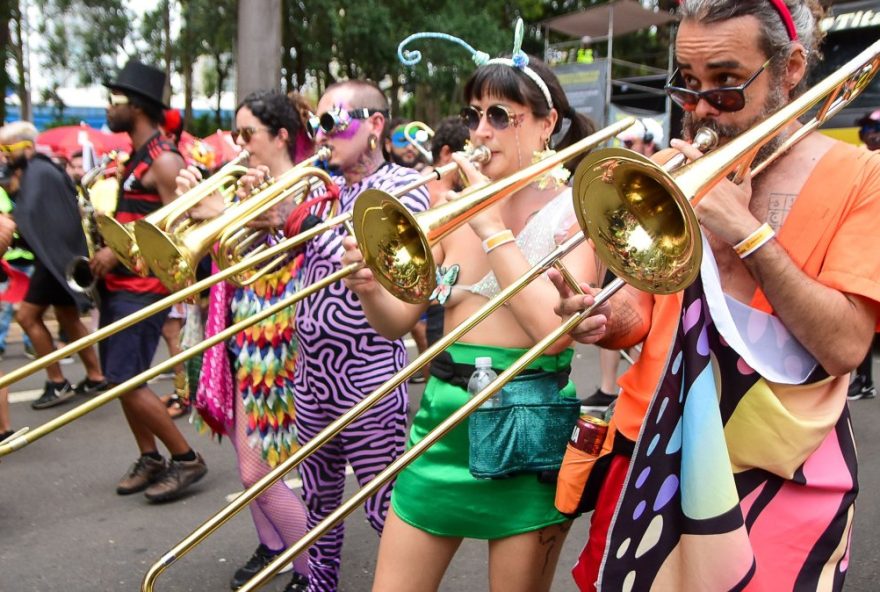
left=397, top=18, right=554, bottom=110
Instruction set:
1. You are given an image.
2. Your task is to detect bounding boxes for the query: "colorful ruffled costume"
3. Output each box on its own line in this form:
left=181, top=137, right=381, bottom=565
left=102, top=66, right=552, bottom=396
left=195, top=257, right=302, bottom=468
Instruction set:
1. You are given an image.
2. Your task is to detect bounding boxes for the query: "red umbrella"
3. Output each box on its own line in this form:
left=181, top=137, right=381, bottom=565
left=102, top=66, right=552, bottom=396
left=177, top=131, right=219, bottom=169
left=36, top=124, right=131, bottom=159
left=201, top=130, right=241, bottom=166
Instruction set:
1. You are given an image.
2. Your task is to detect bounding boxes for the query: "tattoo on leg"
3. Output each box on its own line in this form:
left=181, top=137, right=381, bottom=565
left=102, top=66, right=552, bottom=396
left=537, top=521, right=572, bottom=575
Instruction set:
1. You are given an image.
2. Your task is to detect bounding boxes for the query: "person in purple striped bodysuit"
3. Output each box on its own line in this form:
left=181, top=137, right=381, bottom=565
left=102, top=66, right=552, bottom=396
left=294, top=80, right=430, bottom=591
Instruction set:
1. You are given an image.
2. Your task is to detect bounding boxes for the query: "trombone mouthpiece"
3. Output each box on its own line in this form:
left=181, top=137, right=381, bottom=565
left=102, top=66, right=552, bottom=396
left=316, top=146, right=332, bottom=162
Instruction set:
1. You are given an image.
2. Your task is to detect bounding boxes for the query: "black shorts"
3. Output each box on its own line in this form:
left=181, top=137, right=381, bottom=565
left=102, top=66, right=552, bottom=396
left=98, top=293, right=169, bottom=385
left=24, top=259, right=76, bottom=307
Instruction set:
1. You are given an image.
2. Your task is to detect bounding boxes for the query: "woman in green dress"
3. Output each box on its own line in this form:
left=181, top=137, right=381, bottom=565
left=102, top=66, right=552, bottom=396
left=341, top=25, right=600, bottom=592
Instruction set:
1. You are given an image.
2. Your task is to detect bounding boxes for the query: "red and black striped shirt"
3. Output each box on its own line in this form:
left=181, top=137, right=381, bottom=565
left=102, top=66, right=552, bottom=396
left=104, top=132, right=181, bottom=298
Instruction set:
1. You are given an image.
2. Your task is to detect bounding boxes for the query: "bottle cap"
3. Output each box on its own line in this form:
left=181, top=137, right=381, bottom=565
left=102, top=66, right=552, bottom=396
left=474, top=356, right=492, bottom=368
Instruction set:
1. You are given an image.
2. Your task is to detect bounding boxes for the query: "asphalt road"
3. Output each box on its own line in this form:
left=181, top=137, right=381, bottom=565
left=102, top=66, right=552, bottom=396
left=1, top=337, right=879, bottom=592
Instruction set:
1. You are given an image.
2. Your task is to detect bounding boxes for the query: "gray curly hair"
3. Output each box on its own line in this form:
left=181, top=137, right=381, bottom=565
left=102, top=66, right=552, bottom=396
left=677, top=0, right=826, bottom=99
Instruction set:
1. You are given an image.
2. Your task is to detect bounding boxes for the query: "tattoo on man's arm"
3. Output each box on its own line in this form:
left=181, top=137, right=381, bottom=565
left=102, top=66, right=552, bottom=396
left=766, top=192, right=796, bottom=231
left=603, top=300, right=643, bottom=342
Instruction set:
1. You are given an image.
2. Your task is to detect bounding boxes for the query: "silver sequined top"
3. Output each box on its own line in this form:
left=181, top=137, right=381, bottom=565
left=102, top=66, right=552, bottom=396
left=455, top=188, right=577, bottom=300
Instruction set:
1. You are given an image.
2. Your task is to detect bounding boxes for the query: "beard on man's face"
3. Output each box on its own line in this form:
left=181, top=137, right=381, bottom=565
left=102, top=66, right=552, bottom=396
left=107, top=111, right=134, bottom=134
left=682, top=79, right=788, bottom=167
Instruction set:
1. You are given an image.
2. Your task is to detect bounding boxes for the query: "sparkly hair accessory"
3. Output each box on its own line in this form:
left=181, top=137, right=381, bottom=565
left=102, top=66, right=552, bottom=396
left=397, top=18, right=554, bottom=110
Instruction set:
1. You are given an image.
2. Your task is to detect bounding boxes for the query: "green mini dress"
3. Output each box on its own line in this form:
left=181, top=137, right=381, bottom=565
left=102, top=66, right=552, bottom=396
left=392, top=342, right=576, bottom=539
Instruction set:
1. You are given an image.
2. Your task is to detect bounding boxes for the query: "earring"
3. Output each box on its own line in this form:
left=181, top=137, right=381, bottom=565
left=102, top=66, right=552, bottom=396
left=531, top=137, right=570, bottom=190
left=368, top=134, right=378, bottom=151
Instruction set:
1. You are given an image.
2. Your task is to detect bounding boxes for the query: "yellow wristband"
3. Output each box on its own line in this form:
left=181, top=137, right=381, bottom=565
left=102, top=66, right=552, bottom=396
left=482, top=229, right=515, bottom=254
left=733, top=223, right=775, bottom=259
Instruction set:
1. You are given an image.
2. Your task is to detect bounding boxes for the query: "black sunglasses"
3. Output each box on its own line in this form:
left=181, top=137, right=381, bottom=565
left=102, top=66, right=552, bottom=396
left=308, top=107, right=387, bottom=137
left=664, top=56, right=773, bottom=113
left=231, top=126, right=270, bottom=143
left=460, top=104, right=525, bottom=131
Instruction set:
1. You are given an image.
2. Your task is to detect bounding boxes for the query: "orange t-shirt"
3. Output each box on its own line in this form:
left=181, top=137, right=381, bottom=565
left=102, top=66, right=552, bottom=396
left=612, top=142, right=880, bottom=442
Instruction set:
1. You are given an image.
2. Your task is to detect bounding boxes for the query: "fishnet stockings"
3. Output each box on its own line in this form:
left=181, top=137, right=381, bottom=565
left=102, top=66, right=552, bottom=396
left=229, top=391, right=310, bottom=576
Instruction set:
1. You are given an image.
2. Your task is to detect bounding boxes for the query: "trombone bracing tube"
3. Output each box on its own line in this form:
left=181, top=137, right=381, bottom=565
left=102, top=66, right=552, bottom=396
left=140, top=231, right=588, bottom=592
left=237, top=248, right=615, bottom=592
left=0, top=212, right=353, bottom=455
left=0, top=261, right=359, bottom=457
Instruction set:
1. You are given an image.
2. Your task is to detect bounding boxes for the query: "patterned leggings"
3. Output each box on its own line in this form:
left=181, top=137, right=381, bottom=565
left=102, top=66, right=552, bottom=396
left=229, top=391, right=310, bottom=577
left=295, top=368, right=408, bottom=592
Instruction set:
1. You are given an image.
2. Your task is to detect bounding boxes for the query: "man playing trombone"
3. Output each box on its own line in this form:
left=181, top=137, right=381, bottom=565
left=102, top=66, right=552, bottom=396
left=92, top=60, right=207, bottom=503
left=295, top=80, right=430, bottom=591
left=553, top=1, right=880, bottom=590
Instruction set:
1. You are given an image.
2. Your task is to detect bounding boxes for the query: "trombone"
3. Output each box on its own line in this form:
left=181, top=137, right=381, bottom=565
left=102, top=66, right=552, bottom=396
left=96, top=150, right=251, bottom=276
left=138, top=117, right=637, bottom=592
left=0, top=132, right=527, bottom=454
left=232, top=39, right=880, bottom=592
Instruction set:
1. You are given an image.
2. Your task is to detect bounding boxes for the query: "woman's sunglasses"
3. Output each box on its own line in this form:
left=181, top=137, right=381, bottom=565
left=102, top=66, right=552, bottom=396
left=460, top=104, right=525, bottom=131
left=231, top=126, right=270, bottom=143
left=664, top=56, right=773, bottom=113
left=308, top=107, right=387, bottom=138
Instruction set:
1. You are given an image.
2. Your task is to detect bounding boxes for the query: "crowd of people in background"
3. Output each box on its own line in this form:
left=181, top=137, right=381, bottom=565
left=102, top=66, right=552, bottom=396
left=2, top=2, right=879, bottom=591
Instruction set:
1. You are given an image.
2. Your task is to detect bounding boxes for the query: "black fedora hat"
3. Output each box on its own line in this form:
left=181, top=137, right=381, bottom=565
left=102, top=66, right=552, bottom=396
left=104, top=60, right=169, bottom=109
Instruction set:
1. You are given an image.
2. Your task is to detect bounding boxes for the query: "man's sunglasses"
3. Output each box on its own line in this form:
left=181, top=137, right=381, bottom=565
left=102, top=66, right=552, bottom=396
left=231, top=126, right=270, bottom=143
left=664, top=56, right=773, bottom=113
left=390, top=128, right=411, bottom=149
left=0, top=140, right=34, bottom=154
left=108, top=93, right=129, bottom=106
left=308, top=107, right=387, bottom=138
left=860, top=121, right=880, bottom=134
left=460, top=104, right=525, bottom=132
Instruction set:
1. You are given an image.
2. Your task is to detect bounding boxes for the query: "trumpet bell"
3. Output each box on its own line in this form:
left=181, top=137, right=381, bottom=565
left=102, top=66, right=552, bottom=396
left=573, top=148, right=701, bottom=295
left=353, top=189, right=434, bottom=304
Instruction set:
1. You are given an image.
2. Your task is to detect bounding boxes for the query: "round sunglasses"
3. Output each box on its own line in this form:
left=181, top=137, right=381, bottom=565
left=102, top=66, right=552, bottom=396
left=664, top=56, right=773, bottom=113
left=308, top=107, right=388, bottom=138
left=231, top=126, right=270, bottom=143
left=460, top=104, right=525, bottom=131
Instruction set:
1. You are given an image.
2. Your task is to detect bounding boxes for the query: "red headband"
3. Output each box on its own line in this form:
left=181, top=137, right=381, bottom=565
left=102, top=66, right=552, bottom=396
left=768, top=0, right=798, bottom=41
left=676, top=0, right=799, bottom=42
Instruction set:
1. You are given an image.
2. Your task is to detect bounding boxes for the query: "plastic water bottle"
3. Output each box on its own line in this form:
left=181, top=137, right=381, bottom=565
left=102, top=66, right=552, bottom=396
left=468, top=357, right=500, bottom=408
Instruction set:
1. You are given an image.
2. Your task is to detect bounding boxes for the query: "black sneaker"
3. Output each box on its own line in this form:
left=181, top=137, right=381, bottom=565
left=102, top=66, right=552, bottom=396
left=74, top=377, right=110, bottom=396
left=229, top=544, right=292, bottom=590
left=283, top=572, right=309, bottom=592
left=31, top=380, right=75, bottom=409
left=848, top=380, right=876, bottom=401
left=580, top=388, right=616, bottom=413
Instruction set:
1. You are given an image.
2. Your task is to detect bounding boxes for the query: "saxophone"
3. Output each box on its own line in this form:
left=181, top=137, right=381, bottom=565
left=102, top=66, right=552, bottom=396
left=65, top=152, right=117, bottom=298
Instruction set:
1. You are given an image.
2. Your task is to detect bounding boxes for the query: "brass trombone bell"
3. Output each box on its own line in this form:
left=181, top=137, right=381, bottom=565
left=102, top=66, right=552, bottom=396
left=353, top=118, right=636, bottom=304
left=574, top=148, right=701, bottom=294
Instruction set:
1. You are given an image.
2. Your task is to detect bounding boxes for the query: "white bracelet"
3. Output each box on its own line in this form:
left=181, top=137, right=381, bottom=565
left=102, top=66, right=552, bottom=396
left=733, top=223, right=775, bottom=259
left=482, top=229, right=515, bottom=254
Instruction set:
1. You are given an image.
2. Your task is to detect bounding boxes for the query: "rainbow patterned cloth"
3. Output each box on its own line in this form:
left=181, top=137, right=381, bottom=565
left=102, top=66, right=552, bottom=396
left=228, top=257, right=303, bottom=468
left=598, top=245, right=856, bottom=591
